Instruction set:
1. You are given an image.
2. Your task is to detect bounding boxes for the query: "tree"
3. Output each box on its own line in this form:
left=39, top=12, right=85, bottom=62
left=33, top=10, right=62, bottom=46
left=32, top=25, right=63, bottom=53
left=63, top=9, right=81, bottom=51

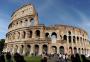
left=0, top=39, right=5, bottom=52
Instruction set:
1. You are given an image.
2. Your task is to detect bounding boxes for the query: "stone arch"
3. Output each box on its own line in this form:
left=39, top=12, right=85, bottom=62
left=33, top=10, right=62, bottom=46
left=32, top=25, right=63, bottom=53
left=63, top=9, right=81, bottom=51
left=15, top=31, right=20, bottom=39
left=35, top=30, right=40, bottom=37
left=74, top=47, right=77, bottom=54
left=51, top=46, right=57, bottom=54
left=73, top=36, right=76, bottom=43
left=68, top=31, right=71, bottom=35
left=51, top=32, right=57, bottom=43
left=77, top=36, right=79, bottom=41
left=42, top=45, right=48, bottom=54
left=26, top=45, right=31, bottom=55
left=59, top=46, right=64, bottom=54
left=30, top=18, right=34, bottom=26
left=78, top=48, right=81, bottom=54
left=34, top=45, right=39, bottom=56
left=20, top=45, right=24, bottom=55
left=22, top=31, right=26, bottom=38
left=69, top=47, right=73, bottom=54
left=68, top=36, right=71, bottom=43
left=80, top=37, right=82, bottom=44
left=15, top=45, right=18, bottom=53
left=45, top=32, right=49, bottom=38
left=51, top=32, right=57, bottom=38
left=82, top=48, right=84, bottom=54
left=29, top=30, right=32, bottom=38
left=63, top=35, right=67, bottom=41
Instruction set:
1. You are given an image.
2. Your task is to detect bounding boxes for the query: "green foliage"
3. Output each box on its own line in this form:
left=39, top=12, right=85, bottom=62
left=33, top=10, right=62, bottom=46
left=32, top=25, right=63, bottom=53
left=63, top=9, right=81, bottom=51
left=0, top=39, right=5, bottom=52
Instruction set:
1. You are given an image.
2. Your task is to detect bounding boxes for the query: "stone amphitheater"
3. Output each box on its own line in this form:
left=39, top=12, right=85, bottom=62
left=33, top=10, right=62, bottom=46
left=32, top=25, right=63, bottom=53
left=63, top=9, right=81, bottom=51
left=4, top=4, right=90, bottom=56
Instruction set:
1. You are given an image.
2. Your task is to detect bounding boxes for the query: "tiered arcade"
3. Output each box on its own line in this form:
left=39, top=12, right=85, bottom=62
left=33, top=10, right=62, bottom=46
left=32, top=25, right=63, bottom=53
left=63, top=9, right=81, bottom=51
left=4, top=4, right=90, bottom=56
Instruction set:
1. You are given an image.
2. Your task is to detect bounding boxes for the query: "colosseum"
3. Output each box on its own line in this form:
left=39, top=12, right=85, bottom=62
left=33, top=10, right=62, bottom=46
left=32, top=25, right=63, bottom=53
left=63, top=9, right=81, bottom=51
left=4, top=4, right=90, bottom=56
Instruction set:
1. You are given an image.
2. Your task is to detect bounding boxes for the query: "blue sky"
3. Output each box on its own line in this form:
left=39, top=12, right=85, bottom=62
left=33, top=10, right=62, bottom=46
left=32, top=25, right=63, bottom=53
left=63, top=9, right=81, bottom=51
left=0, top=0, right=90, bottom=39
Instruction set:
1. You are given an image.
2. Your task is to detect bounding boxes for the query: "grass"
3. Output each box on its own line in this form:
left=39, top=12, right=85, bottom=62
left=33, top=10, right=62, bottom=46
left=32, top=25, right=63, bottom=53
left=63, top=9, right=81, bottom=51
left=24, top=56, right=41, bottom=62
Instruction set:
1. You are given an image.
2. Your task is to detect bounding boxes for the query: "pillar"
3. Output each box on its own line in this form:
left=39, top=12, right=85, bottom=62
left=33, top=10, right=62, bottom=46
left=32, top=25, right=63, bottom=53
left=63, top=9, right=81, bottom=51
left=57, top=46, right=59, bottom=54
left=71, top=35, right=74, bottom=54
left=25, top=30, right=29, bottom=38
left=39, top=44, right=42, bottom=55
left=17, top=45, right=21, bottom=54
left=30, top=44, right=34, bottom=55
left=48, top=44, right=51, bottom=54
left=67, top=35, right=69, bottom=54
left=23, top=45, right=26, bottom=55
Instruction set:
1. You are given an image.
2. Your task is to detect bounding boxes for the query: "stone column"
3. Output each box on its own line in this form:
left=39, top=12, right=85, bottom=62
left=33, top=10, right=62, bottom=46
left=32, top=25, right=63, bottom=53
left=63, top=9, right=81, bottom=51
left=57, top=46, right=59, bottom=54
left=48, top=44, right=51, bottom=54
left=67, top=35, right=69, bottom=54
left=17, top=45, right=21, bottom=54
left=25, top=30, right=30, bottom=38
left=11, top=45, right=15, bottom=55
left=32, top=30, right=35, bottom=38
left=71, top=35, right=74, bottom=54
left=23, top=45, right=26, bottom=55
left=40, top=30, right=43, bottom=39
left=20, top=31, right=24, bottom=39
left=30, top=44, right=34, bottom=55
left=39, top=44, right=42, bottom=55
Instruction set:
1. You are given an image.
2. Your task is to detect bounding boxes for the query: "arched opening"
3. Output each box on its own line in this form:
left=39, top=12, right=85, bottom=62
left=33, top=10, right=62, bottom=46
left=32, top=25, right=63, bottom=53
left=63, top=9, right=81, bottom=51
left=63, top=35, right=67, bottom=41
left=20, top=45, right=24, bottom=55
left=20, top=21, right=23, bottom=26
left=68, top=36, right=71, bottom=43
left=35, top=30, right=40, bottom=37
left=68, top=31, right=71, bottom=35
left=51, top=46, right=57, bottom=54
left=51, top=32, right=57, bottom=38
left=51, top=32, right=57, bottom=43
left=29, top=31, right=32, bottom=38
left=42, top=45, right=48, bottom=54
left=69, top=47, right=73, bottom=54
left=73, top=36, right=76, bottom=43
left=35, top=45, right=39, bottom=56
left=16, top=32, right=20, bottom=39
left=59, top=46, right=64, bottom=54
left=82, top=48, right=84, bottom=54
left=77, top=37, right=79, bottom=41
left=78, top=48, right=81, bottom=54
left=45, top=33, right=49, bottom=38
left=80, top=37, right=82, bottom=44
left=74, top=47, right=77, bottom=54
left=26, top=45, right=31, bottom=55
left=30, top=18, right=34, bottom=26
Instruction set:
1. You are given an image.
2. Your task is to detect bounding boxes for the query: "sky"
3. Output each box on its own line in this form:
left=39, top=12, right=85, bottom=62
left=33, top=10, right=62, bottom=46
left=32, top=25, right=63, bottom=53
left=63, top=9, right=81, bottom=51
left=0, top=0, right=90, bottom=39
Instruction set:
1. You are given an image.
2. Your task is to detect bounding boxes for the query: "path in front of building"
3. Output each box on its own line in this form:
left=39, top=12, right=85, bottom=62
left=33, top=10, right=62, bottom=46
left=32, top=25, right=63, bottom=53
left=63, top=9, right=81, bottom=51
left=47, top=55, right=58, bottom=62
left=47, top=57, right=57, bottom=62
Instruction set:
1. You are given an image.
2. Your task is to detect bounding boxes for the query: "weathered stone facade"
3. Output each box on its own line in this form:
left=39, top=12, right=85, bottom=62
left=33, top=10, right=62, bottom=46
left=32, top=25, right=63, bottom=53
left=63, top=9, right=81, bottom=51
left=4, top=4, right=90, bottom=56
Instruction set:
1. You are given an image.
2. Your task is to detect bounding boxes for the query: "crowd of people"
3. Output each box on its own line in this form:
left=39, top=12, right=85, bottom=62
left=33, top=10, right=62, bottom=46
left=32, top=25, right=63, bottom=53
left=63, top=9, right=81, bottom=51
left=0, top=52, right=26, bottom=62
left=0, top=52, right=90, bottom=62
left=41, top=53, right=90, bottom=62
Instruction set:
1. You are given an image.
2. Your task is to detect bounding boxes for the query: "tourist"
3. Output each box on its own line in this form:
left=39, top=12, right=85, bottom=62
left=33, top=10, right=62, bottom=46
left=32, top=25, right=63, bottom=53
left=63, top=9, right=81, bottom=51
left=75, top=53, right=81, bottom=62
left=6, top=52, right=13, bottom=62
left=71, top=54, right=76, bottom=62
left=41, top=57, right=47, bottom=62
left=0, top=53, right=5, bottom=62
left=14, top=53, right=26, bottom=62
